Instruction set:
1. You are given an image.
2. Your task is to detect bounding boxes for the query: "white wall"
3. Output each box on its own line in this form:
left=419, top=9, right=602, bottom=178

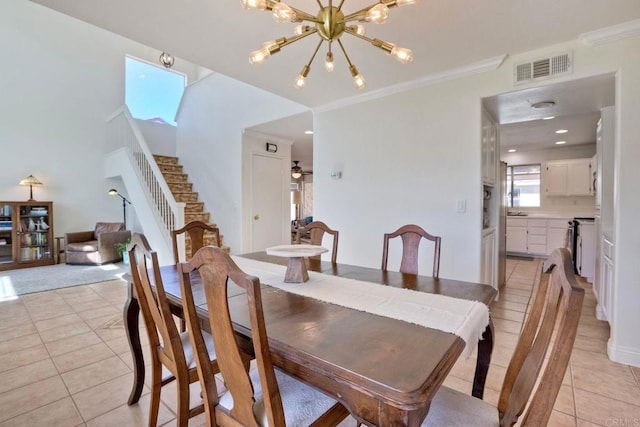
left=175, top=73, right=307, bottom=253
left=313, top=36, right=640, bottom=365
left=0, top=0, right=199, bottom=238
left=314, top=74, right=494, bottom=282
left=134, top=119, right=177, bottom=157
left=501, top=144, right=597, bottom=216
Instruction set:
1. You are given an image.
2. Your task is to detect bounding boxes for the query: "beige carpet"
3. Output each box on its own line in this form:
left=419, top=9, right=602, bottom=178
left=0, top=262, right=128, bottom=299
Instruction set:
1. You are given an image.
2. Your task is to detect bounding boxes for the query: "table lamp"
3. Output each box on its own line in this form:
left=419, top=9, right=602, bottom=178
left=19, top=175, right=43, bottom=201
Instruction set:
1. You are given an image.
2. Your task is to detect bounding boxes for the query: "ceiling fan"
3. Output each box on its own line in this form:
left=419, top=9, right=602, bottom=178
left=291, top=160, right=312, bottom=179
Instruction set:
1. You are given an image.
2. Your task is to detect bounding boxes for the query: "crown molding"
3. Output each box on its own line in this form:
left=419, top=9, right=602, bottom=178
left=314, top=54, right=507, bottom=113
left=579, top=19, right=640, bottom=46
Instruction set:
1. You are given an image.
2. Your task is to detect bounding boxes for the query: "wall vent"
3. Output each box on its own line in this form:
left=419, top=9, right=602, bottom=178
left=514, top=51, right=572, bottom=85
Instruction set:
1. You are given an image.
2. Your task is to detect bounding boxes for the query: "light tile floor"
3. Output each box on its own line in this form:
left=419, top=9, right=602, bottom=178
left=1, top=257, right=639, bottom=426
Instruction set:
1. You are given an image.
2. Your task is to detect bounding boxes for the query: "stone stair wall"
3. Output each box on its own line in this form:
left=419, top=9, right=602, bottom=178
left=153, top=154, right=226, bottom=257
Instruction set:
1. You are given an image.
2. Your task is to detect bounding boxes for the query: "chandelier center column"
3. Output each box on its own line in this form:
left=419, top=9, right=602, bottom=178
left=316, top=7, right=345, bottom=41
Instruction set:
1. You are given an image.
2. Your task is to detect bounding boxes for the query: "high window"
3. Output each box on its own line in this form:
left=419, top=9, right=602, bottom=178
left=125, top=56, right=186, bottom=126
left=506, top=164, right=541, bottom=208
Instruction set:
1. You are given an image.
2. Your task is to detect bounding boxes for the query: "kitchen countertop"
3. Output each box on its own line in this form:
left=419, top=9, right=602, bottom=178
left=507, top=213, right=576, bottom=220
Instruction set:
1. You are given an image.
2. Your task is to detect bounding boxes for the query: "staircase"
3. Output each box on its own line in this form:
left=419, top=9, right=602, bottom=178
left=154, top=155, right=226, bottom=257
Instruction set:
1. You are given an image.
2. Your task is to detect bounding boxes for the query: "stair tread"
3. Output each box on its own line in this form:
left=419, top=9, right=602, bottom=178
left=152, top=153, right=224, bottom=250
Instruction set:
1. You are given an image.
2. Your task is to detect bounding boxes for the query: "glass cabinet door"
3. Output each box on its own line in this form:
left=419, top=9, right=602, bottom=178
left=17, top=203, right=52, bottom=263
left=0, top=204, right=13, bottom=265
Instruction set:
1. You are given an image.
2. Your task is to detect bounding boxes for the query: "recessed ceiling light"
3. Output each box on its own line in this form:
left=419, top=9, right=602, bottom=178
left=542, top=116, right=555, bottom=120
left=508, top=149, right=517, bottom=153
left=555, top=141, right=567, bottom=145
left=304, top=130, right=314, bottom=135
left=555, top=129, right=568, bottom=134
left=531, top=100, right=556, bottom=110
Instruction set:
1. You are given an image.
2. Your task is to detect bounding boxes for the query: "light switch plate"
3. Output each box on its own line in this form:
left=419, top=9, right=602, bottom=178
left=456, top=199, right=466, bottom=213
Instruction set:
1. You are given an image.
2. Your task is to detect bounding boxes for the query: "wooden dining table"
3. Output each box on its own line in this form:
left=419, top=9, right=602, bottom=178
left=123, top=251, right=497, bottom=426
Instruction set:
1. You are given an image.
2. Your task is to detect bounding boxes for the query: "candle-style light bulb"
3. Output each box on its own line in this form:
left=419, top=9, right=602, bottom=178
left=324, top=52, right=335, bottom=72
left=365, top=4, right=389, bottom=23
left=249, top=47, right=270, bottom=65
left=272, top=2, right=297, bottom=22
left=390, top=46, right=413, bottom=64
left=240, top=0, right=267, bottom=10
left=294, top=65, right=310, bottom=89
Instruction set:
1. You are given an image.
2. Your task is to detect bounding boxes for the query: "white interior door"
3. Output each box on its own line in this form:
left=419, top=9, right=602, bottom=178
left=251, top=154, right=285, bottom=251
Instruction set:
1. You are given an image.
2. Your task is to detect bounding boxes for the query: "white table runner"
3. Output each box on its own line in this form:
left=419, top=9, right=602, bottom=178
left=233, top=256, right=489, bottom=357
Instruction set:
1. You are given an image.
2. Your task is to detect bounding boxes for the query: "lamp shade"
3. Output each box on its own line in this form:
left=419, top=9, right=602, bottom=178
left=19, top=175, right=43, bottom=201
left=292, top=190, right=301, bottom=205
left=19, top=175, right=43, bottom=187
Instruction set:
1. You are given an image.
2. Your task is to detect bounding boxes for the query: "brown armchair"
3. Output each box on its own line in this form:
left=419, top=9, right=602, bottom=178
left=65, top=222, right=131, bottom=265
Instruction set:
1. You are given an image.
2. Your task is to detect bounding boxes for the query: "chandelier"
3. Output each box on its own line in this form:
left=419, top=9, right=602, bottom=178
left=241, top=0, right=417, bottom=90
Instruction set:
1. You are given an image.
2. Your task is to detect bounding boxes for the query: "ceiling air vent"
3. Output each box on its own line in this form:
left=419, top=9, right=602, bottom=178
left=514, top=51, right=572, bottom=85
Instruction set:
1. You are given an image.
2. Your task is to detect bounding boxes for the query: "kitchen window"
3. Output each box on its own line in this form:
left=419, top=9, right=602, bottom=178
left=506, top=164, right=541, bottom=207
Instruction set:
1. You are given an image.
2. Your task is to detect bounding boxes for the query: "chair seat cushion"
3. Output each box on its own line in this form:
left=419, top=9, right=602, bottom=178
left=66, top=240, right=98, bottom=253
left=179, top=330, right=216, bottom=369
left=422, top=386, right=499, bottom=427
left=219, top=368, right=338, bottom=427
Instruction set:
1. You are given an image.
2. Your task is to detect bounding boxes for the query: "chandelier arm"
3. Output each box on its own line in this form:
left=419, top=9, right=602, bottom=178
left=278, top=28, right=319, bottom=49
left=316, top=0, right=324, bottom=9
left=344, top=28, right=394, bottom=53
left=342, top=2, right=387, bottom=22
left=336, top=38, right=354, bottom=67
left=288, top=6, right=324, bottom=23
left=306, top=39, right=325, bottom=67
left=337, top=0, right=346, bottom=11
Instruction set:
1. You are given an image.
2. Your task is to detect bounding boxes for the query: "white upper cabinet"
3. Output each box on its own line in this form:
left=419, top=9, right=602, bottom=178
left=567, top=159, right=593, bottom=196
left=545, top=161, right=568, bottom=195
left=481, top=108, right=497, bottom=186
left=544, top=158, right=593, bottom=196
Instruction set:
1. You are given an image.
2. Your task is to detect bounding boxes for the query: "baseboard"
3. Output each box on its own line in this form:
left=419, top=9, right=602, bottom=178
left=608, top=339, right=640, bottom=368
left=595, top=303, right=608, bottom=321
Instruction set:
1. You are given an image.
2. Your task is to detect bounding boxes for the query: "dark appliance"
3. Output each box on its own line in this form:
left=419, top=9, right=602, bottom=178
left=569, top=217, right=595, bottom=274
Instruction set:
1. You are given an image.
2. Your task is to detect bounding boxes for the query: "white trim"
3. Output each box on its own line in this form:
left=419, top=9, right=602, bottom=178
left=579, top=19, right=640, bottom=46
left=314, top=55, right=507, bottom=113
left=608, top=339, right=640, bottom=368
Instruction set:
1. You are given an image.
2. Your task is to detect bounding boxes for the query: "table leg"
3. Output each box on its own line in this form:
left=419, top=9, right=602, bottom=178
left=472, top=317, right=494, bottom=399
left=124, top=280, right=145, bottom=405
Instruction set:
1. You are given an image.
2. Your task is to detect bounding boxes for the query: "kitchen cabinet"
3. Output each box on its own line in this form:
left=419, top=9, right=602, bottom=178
left=507, top=217, right=571, bottom=256
left=481, top=229, right=496, bottom=288
left=544, top=158, right=593, bottom=196
left=596, top=235, right=613, bottom=322
left=546, top=218, right=571, bottom=254
left=567, top=159, right=593, bottom=196
left=506, top=218, right=527, bottom=253
left=527, top=219, right=547, bottom=255
left=481, top=108, right=497, bottom=186
left=545, top=162, right=568, bottom=196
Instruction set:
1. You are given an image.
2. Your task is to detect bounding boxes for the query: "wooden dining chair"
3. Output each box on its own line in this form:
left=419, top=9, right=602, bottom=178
left=171, top=220, right=221, bottom=263
left=422, top=248, right=584, bottom=426
left=382, top=224, right=441, bottom=277
left=179, top=246, right=349, bottom=427
left=296, top=220, right=339, bottom=263
left=128, top=233, right=219, bottom=427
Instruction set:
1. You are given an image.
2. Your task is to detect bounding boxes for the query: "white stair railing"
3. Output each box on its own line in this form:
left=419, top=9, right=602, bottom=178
left=106, top=106, right=185, bottom=242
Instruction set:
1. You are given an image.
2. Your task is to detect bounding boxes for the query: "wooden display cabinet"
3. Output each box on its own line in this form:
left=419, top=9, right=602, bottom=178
left=0, top=201, right=54, bottom=271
